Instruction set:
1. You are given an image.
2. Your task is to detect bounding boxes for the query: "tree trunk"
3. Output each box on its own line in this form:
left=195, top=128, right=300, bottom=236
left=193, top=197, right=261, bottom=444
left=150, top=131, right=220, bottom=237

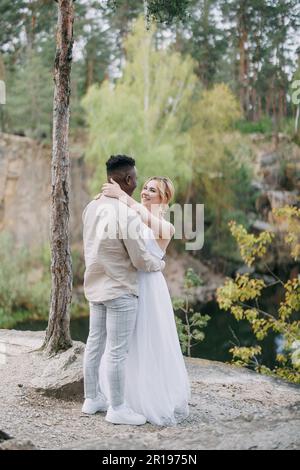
left=278, top=88, right=284, bottom=122
left=252, top=85, right=257, bottom=121
left=237, top=8, right=248, bottom=118
left=295, top=105, right=300, bottom=135
left=85, top=58, right=94, bottom=91
left=257, top=95, right=262, bottom=121
left=272, top=89, right=279, bottom=149
left=143, top=0, right=150, bottom=144
left=43, top=0, right=74, bottom=355
left=0, top=53, right=6, bottom=131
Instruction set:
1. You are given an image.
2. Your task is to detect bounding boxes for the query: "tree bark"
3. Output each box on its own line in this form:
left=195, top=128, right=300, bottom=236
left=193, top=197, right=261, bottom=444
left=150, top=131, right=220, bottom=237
left=295, top=105, right=299, bottom=135
left=257, top=95, right=262, bottom=121
left=43, top=0, right=74, bottom=355
left=237, top=7, right=249, bottom=118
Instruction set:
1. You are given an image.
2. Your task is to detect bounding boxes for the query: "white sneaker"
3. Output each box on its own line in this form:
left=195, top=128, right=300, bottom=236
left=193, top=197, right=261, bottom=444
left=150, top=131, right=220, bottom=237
left=105, top=404, right=146, bottom=425
left=82, top=395, right=108, bottom=414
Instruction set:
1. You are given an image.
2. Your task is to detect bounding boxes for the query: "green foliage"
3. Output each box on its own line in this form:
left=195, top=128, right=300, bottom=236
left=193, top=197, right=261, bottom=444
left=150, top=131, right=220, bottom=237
left=173, top=268, right=210, bottom=356
left=235, top=117, right=274, bottom=135
left=6, top=50, right=53, bottom=139
left=0, top=0, right=25, bottom=52
left=146, top=0, right=190, bottom=24
left=0, top=232, right=51, bottom=328
left=228, top=220, right=275, bottom=266
left=0, top=234, right=88, bottom=328
left=107, top=0, right=189, bottom=25
left=192, top=83, right=241, bottom=132
left=220, top=0, right=299, bottom=121
left=217, top=206, right=300, bottom=384
left=180, top=0, right=227, bottom=86
left=188, top=84, right=255, bottom=263
left=82, top=16, right=197, bottom=195
left=183, top=267, right=203, bottom=289
left=229, top=345, right=262, bottom=367
left=2, top=0, right=300, bottom=138
left=0, top=0, right=55, bottom=54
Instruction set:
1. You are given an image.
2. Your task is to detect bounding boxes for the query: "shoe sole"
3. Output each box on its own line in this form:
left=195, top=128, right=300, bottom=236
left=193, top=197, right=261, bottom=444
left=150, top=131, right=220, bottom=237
left=105, top=416, right=146, bottom=425
left=82, top=407, right=108, bottom=414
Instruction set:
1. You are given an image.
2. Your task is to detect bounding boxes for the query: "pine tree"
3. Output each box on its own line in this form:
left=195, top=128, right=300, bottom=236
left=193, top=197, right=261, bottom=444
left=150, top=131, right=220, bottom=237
left=42, top=0, right=75, bottom=355
left=181, top=0, right=227, bottom=87
left=220, top=0, right=300, bottom=123
left=6, top=50, right=53, bottom=138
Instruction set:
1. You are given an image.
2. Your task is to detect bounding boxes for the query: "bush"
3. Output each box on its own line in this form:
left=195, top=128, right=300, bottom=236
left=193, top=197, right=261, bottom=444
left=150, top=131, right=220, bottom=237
left=173, top=268, right=210, bottom=356
left=0, top=234, right=89, bottom=328
left=235, top=117, right=273, bottom=134
left=0, top=233, right=52, bottom=327
left=217, top=207, right=300, bottom=384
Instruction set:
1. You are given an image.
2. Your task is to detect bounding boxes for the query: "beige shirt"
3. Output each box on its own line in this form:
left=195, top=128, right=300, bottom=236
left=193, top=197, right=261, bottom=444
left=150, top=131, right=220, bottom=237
left=82, top=195, right=165, bottom=302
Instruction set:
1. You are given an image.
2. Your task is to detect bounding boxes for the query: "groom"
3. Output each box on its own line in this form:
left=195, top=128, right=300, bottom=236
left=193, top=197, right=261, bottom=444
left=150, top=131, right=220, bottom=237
left=81, top=155, right=165, bottom=425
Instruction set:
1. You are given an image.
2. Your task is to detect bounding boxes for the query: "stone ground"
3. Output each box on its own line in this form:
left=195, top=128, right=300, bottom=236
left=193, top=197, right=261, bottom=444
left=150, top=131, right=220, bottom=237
left=0, top=330, right=299, bottom=450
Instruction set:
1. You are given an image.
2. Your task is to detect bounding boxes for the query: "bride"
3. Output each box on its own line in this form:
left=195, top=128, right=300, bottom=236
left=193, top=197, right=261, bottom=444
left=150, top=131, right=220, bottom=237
left=98, top=176, right=191, bottom=426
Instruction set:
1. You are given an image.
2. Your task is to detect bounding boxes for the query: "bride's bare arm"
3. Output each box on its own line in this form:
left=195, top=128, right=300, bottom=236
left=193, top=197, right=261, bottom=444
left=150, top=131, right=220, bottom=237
left=101, top=180, right=175, bottom=240
left=130, top=201, right=175, bottom=240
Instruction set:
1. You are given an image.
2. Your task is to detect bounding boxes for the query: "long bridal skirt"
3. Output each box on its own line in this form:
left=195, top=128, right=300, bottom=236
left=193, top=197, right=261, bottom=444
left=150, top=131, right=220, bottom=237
left=99, top=270, right=191, bottom=426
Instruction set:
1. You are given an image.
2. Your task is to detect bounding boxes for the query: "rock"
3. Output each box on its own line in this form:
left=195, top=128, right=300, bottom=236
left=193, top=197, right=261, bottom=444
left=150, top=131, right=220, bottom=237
left=0, top=428, right=35, bottom=450
left=0, top=439, right=35, bottom=450
left=251, top=138, right=300, bottom=219
left=0, top=430, right=11, bottom=442
left=236, top=265, right=255, bottom=275
left=251, top=219, right=275, bottom=232
left=0, top=132, right=90, bottom=248
left=29, top=343, right=85, bottom=399
left=0, top=329, right=85, bottom=399
left=259, top=152, right=279, bottom=168
left=251, top=180, right=266, bottom=191
left=0, top=329, right=44, bottom=357
left=164, top=248, right=225, bottom=303
left=253, top=188, right=300, bottom=266
left=266, top=190, right=299, bottom=213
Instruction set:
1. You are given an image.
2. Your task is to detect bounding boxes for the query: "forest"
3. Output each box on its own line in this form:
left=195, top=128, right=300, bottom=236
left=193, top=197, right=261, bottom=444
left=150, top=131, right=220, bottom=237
left=0, top=0, right=300, bottom=383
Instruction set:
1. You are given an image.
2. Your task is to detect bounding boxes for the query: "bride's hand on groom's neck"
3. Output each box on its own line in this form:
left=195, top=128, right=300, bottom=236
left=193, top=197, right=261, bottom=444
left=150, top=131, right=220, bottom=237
left=94, top=178, right=123, bottom=200
left=101, top=178, right=125, bottom=200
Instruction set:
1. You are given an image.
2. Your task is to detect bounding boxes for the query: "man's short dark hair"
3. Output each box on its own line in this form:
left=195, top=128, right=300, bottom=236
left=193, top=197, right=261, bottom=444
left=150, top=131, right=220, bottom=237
left=106, top=155, right=135, bottom=174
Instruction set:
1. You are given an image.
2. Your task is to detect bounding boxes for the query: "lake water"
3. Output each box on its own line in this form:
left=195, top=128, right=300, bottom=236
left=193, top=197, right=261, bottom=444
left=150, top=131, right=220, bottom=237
left=14, top=299, right=279, bottom=369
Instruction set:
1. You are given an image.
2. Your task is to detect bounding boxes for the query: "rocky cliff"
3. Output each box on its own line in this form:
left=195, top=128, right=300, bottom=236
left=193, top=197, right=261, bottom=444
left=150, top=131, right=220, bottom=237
left=0, top=133, right=90, bottom=248
left=250, top=133, right=300, bottom=229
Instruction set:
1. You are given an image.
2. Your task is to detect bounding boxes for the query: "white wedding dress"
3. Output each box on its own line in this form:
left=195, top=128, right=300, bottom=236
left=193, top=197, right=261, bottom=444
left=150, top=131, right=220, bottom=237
left=99, top=225, right=191, bottom=426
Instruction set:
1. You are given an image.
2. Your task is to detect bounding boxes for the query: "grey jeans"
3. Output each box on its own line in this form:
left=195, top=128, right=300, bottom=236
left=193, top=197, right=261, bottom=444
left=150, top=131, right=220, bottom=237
left=83, top=294, right=138, bottom=407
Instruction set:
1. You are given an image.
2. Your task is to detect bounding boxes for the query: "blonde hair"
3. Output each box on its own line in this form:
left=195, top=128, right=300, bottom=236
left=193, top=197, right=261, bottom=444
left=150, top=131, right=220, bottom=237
left=144, top=176, right=175, bottom=205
